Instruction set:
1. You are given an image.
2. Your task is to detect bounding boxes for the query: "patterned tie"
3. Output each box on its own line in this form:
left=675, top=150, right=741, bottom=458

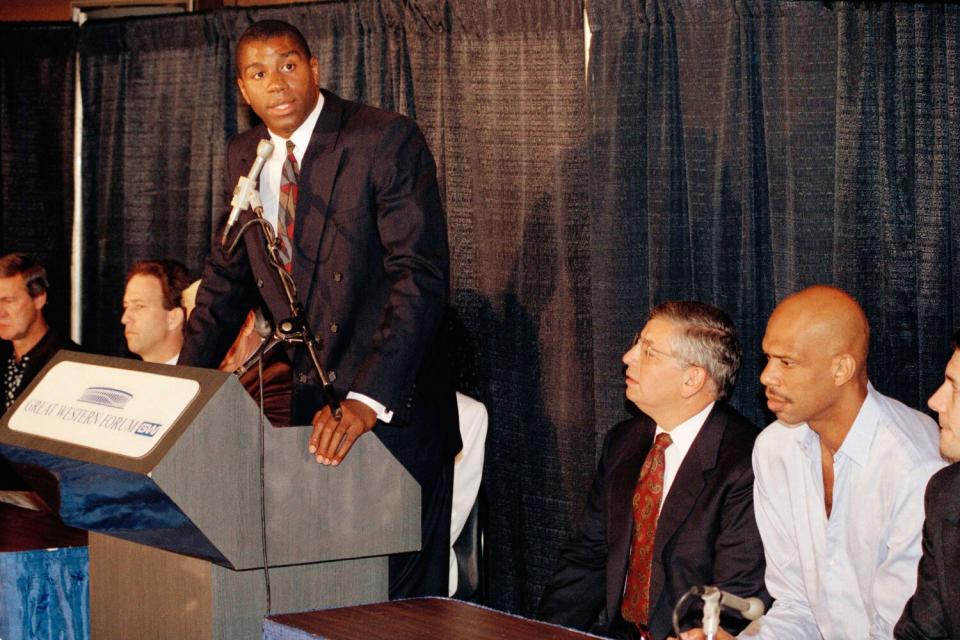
left=277, top=139, right=299, bottom=272
left=621, top=431, right=673, bottom=631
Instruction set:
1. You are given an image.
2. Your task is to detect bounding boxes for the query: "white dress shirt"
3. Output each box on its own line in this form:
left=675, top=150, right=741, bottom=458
left=259, top=93, right=324, bottom=232
left=656, top=401, right=714, bottom=511
left=256, top=93, right=391, bottom=422
left=744, top=383, right=945, bottom=639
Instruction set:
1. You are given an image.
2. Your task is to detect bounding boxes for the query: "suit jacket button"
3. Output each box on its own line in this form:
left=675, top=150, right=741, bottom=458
left=329, top=323, right=339, bottom=333
left=298, top=373, right=308, bottom=384
left=333, top=272, right=343, bottom=282
left=328, top=370, right=337, bottom=382
left=257, top=278, right=264, bottom=288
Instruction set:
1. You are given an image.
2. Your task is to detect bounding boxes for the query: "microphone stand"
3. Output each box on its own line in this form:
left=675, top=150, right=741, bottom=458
left=224, top=189, right=342, bottom=420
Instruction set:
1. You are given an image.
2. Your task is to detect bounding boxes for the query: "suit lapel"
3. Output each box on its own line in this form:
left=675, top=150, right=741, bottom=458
left=292, top=89, right=345, bottom=302
left=648, top=406, right=725, bottom=614
left=607, top=418, right=655, bottom=617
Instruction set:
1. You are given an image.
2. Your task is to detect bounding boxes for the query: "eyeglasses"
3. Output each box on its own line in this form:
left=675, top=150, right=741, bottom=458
left=631, top=333, right=693, bottom=367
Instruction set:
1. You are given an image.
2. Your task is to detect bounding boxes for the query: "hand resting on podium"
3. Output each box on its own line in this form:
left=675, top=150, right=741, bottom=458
left=309, top=399, right=377, bottom=466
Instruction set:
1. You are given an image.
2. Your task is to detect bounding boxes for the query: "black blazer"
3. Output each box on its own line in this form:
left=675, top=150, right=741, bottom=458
left=181, top=90, right=460, bottom=482
left=895, top=462, right=960, bottom=640
left=538, top=403, right=769, bottom=640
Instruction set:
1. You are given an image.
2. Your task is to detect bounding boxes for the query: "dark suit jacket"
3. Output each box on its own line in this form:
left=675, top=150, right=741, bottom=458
left=538, top=403, right=769, bottom=640
left=181, top=90, right=460, bottom=483
left=895, top=462, right=960, bottom=640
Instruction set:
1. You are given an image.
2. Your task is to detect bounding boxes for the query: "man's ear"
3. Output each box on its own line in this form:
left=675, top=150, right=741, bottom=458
left=681, top=366, right=708, bottom=399
left=310, top=56, right=320, bottom=87
left=167, top=307, right=185, bottom=333
left=237, top=77, right=251, bottom=106
left=832, top=354, right=856, bottom=387
left=32, top=291, right=47, bottom=313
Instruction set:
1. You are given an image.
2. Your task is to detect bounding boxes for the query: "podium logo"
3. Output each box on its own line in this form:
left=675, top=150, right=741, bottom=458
left=78, top=387, right=134, bottom=410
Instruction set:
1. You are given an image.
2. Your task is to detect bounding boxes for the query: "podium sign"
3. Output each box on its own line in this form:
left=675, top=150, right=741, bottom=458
left=9, top=361, right=198, bottom=457
left=0, top=351, right=421, bottom=639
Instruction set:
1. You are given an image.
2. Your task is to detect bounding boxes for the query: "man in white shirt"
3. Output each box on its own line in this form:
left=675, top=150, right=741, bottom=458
left=539, top=301, right=767, bottom=640
left=122, top=259, right=191, bottom=365
left=682, top=286, right=944, bottom=640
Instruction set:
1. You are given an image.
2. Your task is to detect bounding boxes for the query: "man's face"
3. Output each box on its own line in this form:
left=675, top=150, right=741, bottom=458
left=622, top=317, right=689, bottom=415
left=122, top=274, right=180, bottom=360
left=928, top=349, right=960, bottom=462
left=236, top=35, right=320, bottom=139
left=759, top=310, right=838, bottom=426
left=0, top=275, right=45, bottom=343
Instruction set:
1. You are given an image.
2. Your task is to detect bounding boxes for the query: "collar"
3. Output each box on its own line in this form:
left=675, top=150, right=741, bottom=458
left=6, top=326, right=57, bottom=364
left=655, top=401, right=715, bottom=449
left=268, top=92, right=324, bottom=164
left=798, top=382, right=879, bottom=467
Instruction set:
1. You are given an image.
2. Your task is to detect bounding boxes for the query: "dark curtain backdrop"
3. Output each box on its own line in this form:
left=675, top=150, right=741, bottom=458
left=587, top=1, right=960, bottom=438
left=2, top=0, right=957, bottom=619
left=0, top=23, right=78, bottom=336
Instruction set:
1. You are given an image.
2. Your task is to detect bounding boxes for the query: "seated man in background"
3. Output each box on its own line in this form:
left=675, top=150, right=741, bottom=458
left=895, top=329, right=960, bottom=639
left=681, top=286, right=945, bottom=640
left=0, top=253, right=80, bottom=499
left=121, top=259, right=191, bottom=364
left=538, top=300, right=767, bottom=640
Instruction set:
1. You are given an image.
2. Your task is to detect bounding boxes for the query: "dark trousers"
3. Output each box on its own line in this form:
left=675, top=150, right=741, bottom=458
left=388, top=459, right=454, bottom=599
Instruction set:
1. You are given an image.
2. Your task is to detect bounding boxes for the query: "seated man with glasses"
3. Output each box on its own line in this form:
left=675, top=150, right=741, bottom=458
left=538, top=301, right=768, bottom=640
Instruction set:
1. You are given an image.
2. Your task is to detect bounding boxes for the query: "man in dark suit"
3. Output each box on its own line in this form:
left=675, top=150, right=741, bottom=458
left=180, top=20, right=460, bottom=598
left=895, top=329, right=960, bottom=639
left=538, top=301, right=767, bottom=640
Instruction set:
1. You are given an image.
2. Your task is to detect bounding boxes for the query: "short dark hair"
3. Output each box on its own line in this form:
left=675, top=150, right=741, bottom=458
left=0, top=253, right=49, bottom=298
left=126, top=260, right=191, bottom=311
left=648, top=300, right=742, bottom=400
left=236, top=20, right=312, bottom=77
left=952, top=329, right=960, bottom=351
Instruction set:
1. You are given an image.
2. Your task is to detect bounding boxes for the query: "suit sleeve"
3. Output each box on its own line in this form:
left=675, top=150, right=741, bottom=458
left=711, top=461, right=771, bottom=624
left=536, top=432, right=613, bottom=631
left=894, top=475, right=950, bottom=640
left=179, top=136, right=260, bottom=368
left=347, top=117, right=450, bottom=412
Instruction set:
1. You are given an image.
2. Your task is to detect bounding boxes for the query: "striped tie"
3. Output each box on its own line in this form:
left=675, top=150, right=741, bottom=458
left=277, top=139, right=299, bottom=272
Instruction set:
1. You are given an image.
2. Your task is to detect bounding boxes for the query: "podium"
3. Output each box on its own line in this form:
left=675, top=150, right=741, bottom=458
left=0, top=351, right=421, bottom=639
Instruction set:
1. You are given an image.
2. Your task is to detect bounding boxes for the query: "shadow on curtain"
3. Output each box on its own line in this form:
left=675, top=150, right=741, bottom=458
left=0, top=23, right=78, bottom=336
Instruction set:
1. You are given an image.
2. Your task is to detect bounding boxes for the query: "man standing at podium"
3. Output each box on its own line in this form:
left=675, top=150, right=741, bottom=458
left=180, top=20, right=460, bottom=599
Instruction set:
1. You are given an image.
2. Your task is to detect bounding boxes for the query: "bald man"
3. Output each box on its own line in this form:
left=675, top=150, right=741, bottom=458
left=681, top=286, right=944, bottom=640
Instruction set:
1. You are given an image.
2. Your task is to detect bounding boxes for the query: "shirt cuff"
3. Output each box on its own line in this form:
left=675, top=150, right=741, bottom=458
left=346, top=391, right=393, bottom=423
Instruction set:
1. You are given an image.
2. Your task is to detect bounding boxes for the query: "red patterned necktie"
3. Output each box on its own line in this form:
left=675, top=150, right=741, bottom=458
left=277, top=139, right=299, bottom=272
left=621, top=431, right=673, bottom=632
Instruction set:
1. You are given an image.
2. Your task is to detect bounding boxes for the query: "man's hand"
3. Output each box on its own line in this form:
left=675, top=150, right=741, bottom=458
left=673, top=628, right=736, bottom=640
left=309, top=399, right=377, bottom=465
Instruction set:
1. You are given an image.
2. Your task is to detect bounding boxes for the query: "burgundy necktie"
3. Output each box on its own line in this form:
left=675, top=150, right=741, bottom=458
left=621, top=432, right=673, bottom=633
left=277, top=139, right=299, bottom=272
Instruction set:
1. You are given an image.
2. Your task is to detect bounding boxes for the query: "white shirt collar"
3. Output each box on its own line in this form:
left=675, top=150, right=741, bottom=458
left=656, top=401, right=715, bottom=449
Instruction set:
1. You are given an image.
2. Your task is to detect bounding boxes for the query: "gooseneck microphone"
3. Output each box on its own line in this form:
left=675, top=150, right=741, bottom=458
left=673, top=585, right=766, bottom=639
left=221, top=139, right=274, bottom=247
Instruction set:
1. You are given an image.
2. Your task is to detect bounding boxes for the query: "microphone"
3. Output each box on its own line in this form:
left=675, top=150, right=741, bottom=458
left=221, top=139, right=274, bottom=246
left=717, top=590, right=765, bottom=620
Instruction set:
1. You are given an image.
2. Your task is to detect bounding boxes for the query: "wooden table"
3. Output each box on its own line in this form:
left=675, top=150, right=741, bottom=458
left=265, top=597, right=604, bottom=640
